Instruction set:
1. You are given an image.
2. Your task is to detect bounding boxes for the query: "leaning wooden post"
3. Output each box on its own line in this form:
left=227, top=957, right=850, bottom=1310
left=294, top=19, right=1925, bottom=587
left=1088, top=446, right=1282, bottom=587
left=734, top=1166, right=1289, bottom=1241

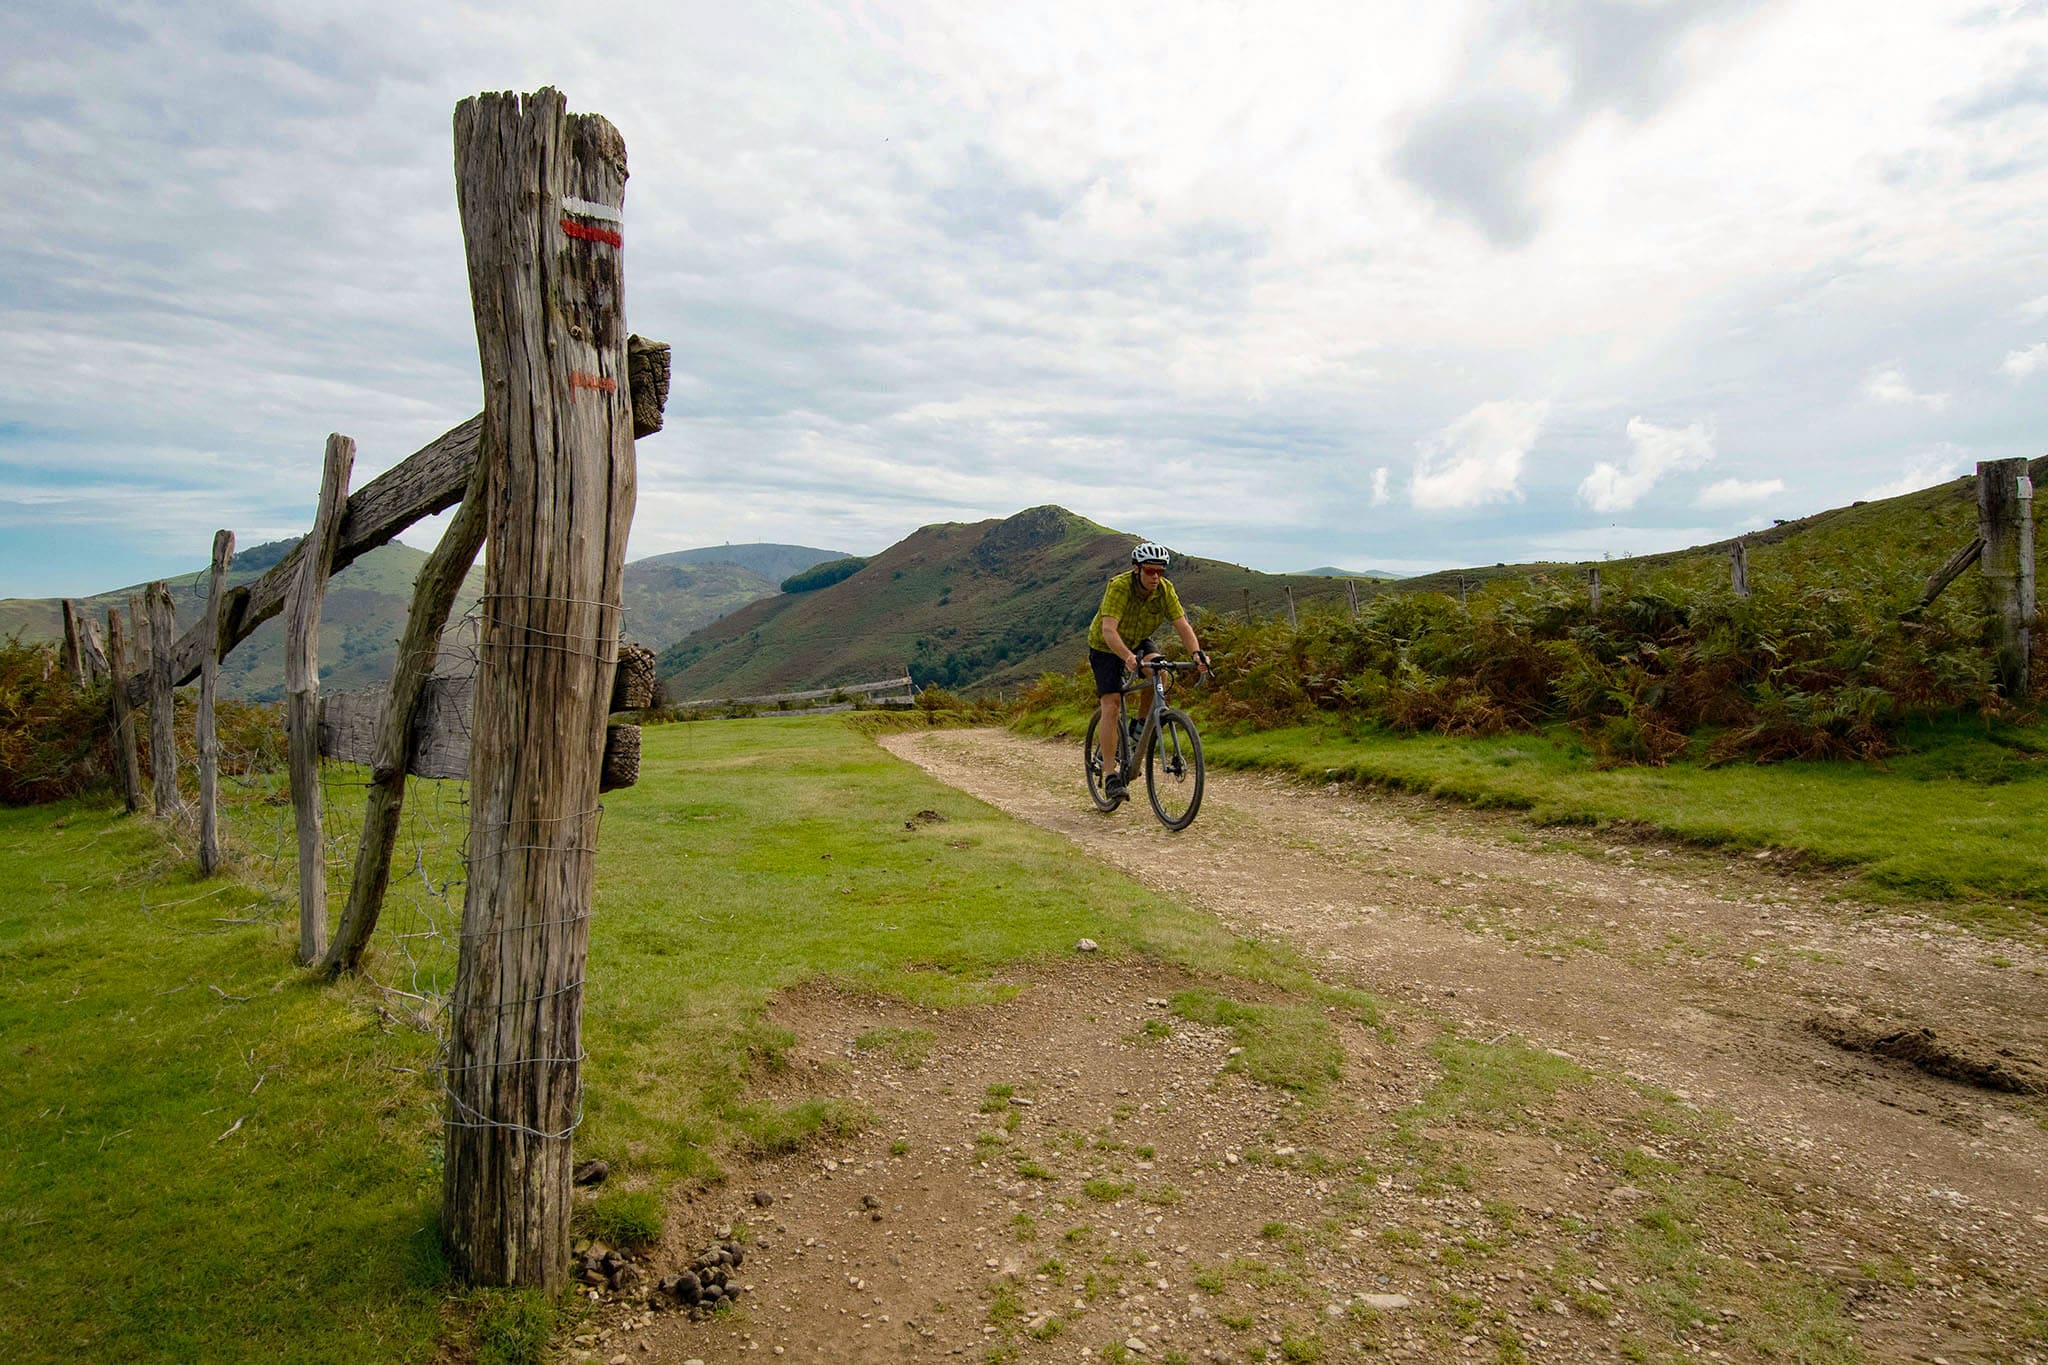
left=1730, top=537, right=1750, bottom=598
left=321, top=456, right=488, bottom=978
left=107, top=608, right=144, bottom=813
left=60, top=600, right=86, bottom=684
left=1589, top=566, right=1603, bottom=614
left=1979, top=457, right=2031, bottom=696
left=197, top=530, right=234, bottom=875
left=1347, top=577, right=1359, bottom=617
left=442, top=87, right=637, bottom=1291
left=79, top=617, right=109, bottom=684
left=145, top=582, right=181, bottom=818
left=288, top=436, right=356, bottom=964
left=1285, top=586, right=1298, bottom=629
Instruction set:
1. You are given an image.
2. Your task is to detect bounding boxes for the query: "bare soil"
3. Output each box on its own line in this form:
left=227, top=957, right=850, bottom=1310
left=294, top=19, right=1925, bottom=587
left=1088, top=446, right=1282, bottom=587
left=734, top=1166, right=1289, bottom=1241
left=575, top=728, right=2048, bottom=1365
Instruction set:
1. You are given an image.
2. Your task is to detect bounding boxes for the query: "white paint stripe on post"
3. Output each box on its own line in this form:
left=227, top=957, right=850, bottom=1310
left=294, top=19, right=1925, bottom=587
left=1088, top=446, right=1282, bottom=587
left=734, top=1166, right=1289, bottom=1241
left=561, top=195, right=623, bottom=223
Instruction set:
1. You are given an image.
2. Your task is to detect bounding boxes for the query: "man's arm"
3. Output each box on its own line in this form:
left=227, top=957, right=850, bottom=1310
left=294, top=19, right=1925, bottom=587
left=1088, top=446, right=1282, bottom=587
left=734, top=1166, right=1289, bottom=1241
left=1101, top=618, right=1137, bottom=671
left=1172, top=616, right=1210, bottom=676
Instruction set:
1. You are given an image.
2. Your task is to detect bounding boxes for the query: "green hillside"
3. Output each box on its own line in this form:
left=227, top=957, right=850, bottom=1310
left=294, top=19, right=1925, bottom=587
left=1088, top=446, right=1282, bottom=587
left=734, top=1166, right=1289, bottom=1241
left=0, top=541, right=487, bottom=704
left=656, top=505, right=1342, bottom=698
left=636, top=542, right=850, bottom=583
left=621, top=558, right=781, bottom=653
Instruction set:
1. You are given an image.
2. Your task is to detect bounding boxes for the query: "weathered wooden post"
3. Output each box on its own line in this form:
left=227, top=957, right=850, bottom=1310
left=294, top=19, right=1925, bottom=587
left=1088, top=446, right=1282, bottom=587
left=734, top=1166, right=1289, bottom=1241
left=60, top=600, right=87, bottom=685
left=321, top=456, right=487, bottom=977
left=1730, top=537, right=1750, bottom=598
left=198, top=530, right=234, bottom=875
left=1346, top=577, right=1359, bottom=617
left=441, top=88, right=637, bottom=1291
left=1588, top=566, right=1602, bottom=614
left=1979, top=457, right=2032, bottom=695
left=78, top=616, right=109, bottom=683
left=145, top=582, right=181, bottom=818
left=107, top=607, right=144, bottom=814
left=288, top=436, right=356, bottom=964
left=1285, top=586, right=1298, bottom=629
left=1241, top=587, right=1252, bottom=622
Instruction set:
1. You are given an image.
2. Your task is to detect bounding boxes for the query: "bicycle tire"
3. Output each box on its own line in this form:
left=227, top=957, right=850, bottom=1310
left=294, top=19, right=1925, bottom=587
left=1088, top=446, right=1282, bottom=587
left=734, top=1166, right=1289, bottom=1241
left=1145, top=708, right=1204, bottom=830
left=1082, top=712, right=1126, bottom=811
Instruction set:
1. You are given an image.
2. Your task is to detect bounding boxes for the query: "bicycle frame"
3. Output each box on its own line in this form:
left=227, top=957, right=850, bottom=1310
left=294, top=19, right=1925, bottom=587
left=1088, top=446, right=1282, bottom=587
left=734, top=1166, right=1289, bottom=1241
left=1085, top=659, right=1207, bottom=829
left=1111, top=663, right=1196, bottom=783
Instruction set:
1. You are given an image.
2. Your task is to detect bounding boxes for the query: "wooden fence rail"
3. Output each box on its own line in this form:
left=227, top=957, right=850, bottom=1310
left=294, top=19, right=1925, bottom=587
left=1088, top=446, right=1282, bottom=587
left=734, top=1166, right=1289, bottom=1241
left=671, top=674, right=915, bottom=710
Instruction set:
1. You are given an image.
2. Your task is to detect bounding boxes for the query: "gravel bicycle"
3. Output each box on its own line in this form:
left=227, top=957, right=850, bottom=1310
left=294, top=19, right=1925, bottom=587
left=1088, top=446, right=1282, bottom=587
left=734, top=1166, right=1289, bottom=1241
left=1084, top=659, right=1207, bottom=830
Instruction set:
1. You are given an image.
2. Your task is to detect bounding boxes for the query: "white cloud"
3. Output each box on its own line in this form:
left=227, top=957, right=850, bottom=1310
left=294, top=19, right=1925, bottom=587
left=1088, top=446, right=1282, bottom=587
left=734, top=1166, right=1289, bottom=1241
left=1577, top=416, right=1716, bottom=513
left=1410, top=401, right=1549, bottom=511
left=1863, top=447, right=1972, bottom=501
left=1369, top=466, right=1390, bottom=506
left=2001, top=342, right=2048, bottom=380
left=2021, top=295, right=2048, bottom=322
left=1862, top=365, right=1950, bottom=410
left=1696, top=477, right=1786, bottom=509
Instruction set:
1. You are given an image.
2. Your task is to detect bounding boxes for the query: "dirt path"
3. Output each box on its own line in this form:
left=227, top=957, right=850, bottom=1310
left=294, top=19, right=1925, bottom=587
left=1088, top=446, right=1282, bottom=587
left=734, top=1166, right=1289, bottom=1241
left=586, top=728, right=2048, bottom=1365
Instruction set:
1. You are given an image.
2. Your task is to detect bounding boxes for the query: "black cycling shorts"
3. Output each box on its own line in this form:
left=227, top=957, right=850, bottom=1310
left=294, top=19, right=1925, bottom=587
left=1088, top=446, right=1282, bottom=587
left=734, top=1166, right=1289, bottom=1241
left=1089, top=648, right=1125, bottom=698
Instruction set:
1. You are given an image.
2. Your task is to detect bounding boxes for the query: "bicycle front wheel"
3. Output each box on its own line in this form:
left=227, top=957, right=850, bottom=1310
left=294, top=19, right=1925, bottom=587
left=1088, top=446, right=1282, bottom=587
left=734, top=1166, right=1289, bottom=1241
left=1083, top=712, right=1124, bottom=811
left=1145, top=708, right=1204, bottom=830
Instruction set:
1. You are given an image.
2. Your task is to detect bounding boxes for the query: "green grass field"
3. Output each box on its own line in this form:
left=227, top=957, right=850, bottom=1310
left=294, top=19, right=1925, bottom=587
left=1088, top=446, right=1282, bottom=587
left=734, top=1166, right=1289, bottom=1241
left=0, top=717, right=1340, bottom=1362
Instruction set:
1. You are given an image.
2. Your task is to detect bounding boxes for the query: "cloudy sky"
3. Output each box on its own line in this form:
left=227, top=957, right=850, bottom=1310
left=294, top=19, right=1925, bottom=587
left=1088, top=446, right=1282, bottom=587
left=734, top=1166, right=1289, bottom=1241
left=3, top=0, right=2045, bottom=597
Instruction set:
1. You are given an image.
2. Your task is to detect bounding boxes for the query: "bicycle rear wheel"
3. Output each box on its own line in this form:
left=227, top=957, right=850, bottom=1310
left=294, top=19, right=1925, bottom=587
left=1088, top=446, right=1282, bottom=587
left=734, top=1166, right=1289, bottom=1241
left=1083, top=712, right=1125, bottom=811
left=1145, top=708, right=1204, bottom=829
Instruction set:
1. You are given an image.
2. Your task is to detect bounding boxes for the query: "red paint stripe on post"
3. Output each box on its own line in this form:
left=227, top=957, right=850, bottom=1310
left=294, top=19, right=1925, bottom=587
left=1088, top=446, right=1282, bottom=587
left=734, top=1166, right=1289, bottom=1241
left=560, top=218, right=622, bottom=247
left=570, top=372, right=617, bottom=394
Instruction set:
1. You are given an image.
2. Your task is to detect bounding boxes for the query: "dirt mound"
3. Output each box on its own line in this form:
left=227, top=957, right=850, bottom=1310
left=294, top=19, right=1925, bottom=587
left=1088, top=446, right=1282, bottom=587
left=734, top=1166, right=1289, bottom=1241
left=1806, top=1009, right=2046, bottom=1095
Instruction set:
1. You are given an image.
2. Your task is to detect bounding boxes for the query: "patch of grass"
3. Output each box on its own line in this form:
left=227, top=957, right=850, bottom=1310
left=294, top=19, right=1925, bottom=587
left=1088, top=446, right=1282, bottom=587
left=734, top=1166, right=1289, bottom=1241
left=581, top=1190, right=664, bottom=1249
left=1168, top=988, right=1344, bottom=1098
left=854, top=1025, right=934, bottom=1068
left=1083, top=1177, right=1132, bottom=1203
left=467, top=1289, right=557, bottom=1365
left=1140, top=1184, right=1183, bottom=1206
left=1010, top=1212, right=1037, bottom=1242
left=1259, top=1220, right=1292, bottom=1240
left=730, top=1097, right=867, bottom=1155
left=1014, top=1156, right=1055, bottom=1181
left=982, top=1083, right=1016, bottom=1113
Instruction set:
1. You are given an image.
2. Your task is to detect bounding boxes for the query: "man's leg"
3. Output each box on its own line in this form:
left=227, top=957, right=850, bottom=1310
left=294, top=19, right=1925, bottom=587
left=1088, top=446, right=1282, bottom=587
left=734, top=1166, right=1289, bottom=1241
left=1098, top=691, right=1122, bottom=778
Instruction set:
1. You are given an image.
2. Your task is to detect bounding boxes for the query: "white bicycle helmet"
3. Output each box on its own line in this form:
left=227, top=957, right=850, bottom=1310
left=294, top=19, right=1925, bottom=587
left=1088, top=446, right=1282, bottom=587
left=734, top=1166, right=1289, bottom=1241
left=1130, top=541, right=1171, bottom=567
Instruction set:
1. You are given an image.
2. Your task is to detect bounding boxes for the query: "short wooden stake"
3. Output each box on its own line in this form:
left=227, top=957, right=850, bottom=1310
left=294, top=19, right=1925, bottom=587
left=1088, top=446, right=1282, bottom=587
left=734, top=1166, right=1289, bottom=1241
left=198, top=530, right=234, bottom=876
left=107, top=607, right=144, bottom=814
left=145, top=582, right=181, bottom=819
left=1979, top=457, right=2031, bottom=695
left=288, top=435, right=356, bottom=965
left=79, top=616, right=109, bottom=683
left=60, top=600, right=86, bottom=685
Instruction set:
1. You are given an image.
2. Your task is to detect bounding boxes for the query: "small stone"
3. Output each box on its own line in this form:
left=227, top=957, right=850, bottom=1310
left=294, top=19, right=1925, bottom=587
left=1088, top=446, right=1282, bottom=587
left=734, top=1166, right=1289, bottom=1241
left=1076, top=939, right=1099, bottom=953
left=752, top=1190, right=775, bottom=1207
left=862, top=1194, right=882, bottom=1209
left=1359, top=1294, right=1412, bottom=1310
left=610, top=1354, right=631, bottom=1364
left=1123, top=1337, right=1148, bottom=1354
left=575, top=1159, right=610, bottom=1187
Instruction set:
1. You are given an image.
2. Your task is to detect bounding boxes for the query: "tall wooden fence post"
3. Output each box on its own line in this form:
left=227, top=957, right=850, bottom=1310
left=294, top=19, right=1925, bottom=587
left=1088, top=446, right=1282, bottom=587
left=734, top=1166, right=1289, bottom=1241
left=1285, top=586, right=1297, bottom=629
left=1979, top=457, right=2032, bottom=695
left=1730, top=537, right=1750, bottom=598
left=107, top=608, right=144, bottom=813
left=145, top=582, right=181, bottom=818
left=1589, top=566, right=1603, bottom=614
left=1347, top=577, right=1359, bottom=617
left=79, top=617, right=109, bottom=683
left=198, top=530, right=234, bottom=876
left=289, top=436, right=356, bottom=964
left=442, top=87, right=637, bottom=1291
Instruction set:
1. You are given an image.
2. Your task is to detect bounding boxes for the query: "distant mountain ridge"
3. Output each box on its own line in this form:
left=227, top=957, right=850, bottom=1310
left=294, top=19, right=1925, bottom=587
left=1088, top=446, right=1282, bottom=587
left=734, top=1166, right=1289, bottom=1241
left=656, top=506, right=1340, bottom=699
left=2, top=540, right=848, bottom=703
left=1292, top=566, right=1407, bottom=580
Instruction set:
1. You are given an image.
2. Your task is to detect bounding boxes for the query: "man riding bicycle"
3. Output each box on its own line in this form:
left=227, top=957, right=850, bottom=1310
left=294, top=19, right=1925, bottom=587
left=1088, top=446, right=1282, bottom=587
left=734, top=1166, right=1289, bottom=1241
left=1088, top=541, right=1210, bottom=799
